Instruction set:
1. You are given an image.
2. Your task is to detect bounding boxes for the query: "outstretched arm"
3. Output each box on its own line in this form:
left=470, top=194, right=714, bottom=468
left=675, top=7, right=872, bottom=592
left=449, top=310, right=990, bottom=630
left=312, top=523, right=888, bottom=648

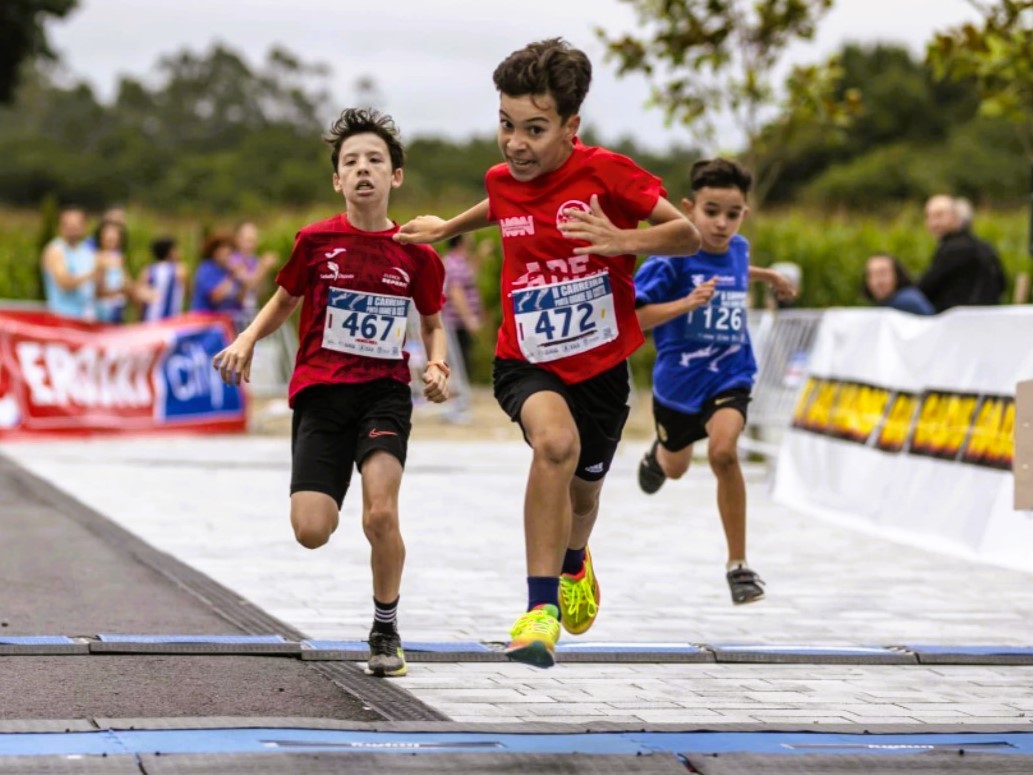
left=395, top=200, right=492, bottom=245
left=557, top=195, right=701, bottom=257
left=636, top=278, right=717, bottom=331
left=212, top=286, right=301, bottom=385
left=749, top=266, right=797, bottom=302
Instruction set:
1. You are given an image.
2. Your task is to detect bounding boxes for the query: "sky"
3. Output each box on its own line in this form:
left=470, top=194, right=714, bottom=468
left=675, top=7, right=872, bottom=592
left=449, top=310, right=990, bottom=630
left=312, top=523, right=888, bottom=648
left=46, top=0, right=982, bottom=152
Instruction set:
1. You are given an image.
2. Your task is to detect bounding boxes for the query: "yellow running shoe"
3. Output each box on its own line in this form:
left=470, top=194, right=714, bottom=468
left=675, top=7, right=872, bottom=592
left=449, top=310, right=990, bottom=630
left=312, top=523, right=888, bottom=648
left=559, top=546, right=601, bottom=635
left=505, top=604, right=561, bottom=668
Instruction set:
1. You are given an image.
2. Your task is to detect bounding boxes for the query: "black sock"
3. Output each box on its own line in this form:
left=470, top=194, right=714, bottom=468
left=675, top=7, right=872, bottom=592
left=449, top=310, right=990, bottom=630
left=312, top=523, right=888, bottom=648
left=372, top=596, right=398, bottom=634
left=561, top=547, right=585, bottom=576
left=527, top=576, right=559, bottom=612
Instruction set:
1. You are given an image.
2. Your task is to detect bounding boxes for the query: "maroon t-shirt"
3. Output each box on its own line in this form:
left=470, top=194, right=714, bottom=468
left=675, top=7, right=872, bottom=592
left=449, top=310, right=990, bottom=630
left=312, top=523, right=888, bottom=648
left=276, top=213, right=444, bottom=406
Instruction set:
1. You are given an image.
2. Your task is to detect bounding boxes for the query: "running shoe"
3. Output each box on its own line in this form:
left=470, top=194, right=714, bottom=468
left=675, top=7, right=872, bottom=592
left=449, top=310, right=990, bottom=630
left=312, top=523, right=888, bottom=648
left=726, top=565, right=766, bottom=605
left=505, top=604, right=561, bottom=668
left=638, top=439, right=667, bottom=494
left=366, top=629, right=407, bottom=677
left=559, top=546, right=601, bottom=635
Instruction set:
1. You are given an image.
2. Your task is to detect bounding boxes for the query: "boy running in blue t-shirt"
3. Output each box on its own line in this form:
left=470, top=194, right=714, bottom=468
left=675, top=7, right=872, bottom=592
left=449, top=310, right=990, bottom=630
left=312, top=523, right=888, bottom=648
left=634, top=159, right=793, bottom=605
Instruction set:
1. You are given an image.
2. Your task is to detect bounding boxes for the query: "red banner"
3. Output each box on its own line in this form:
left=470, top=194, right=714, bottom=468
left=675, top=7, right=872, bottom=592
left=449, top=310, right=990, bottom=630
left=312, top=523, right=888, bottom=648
left=0, top=311, right=247, bottom=438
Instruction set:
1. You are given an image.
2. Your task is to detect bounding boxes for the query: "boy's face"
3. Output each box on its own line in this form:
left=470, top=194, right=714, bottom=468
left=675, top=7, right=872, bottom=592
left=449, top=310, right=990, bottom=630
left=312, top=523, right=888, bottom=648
left=684, top=186, right=749, bottom=253
left=332, top=132, right=402, bottom=208
left=497, top=92, right=579, bottom=182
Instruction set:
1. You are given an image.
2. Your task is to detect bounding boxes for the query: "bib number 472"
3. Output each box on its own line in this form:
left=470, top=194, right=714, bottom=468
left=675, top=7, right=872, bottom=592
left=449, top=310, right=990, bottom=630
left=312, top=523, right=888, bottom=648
left=533, top=302, right=595, bottom=341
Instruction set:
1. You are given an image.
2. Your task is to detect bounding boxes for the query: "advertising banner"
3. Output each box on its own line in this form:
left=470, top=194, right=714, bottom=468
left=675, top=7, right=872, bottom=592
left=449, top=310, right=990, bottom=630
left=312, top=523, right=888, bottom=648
left=772, top=307, right=1033, bottom=573
left=0, top=310, right=246, bottom=437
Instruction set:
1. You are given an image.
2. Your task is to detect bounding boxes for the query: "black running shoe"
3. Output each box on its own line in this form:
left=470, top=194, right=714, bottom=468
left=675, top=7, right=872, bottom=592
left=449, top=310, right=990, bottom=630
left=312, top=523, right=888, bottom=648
left=638, top=440, right=667, bottom=494
left=726, top=565, right=766, bottom=605
left=367, top=629, right=407, bottom=677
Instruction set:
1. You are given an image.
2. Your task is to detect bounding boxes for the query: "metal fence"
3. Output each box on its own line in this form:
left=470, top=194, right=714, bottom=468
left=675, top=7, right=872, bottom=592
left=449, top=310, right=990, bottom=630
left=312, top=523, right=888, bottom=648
left=743, top=308, right=824, bottom=458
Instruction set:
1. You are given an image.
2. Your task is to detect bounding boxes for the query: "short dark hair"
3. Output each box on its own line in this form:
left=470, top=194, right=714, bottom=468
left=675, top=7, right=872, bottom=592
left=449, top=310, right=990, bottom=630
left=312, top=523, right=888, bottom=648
left=690, top=159, right=753, bottom=197
left=862, top=254, right=914, bottom=301
left=492, top=38, right=592, bottom=121
left=324, top=108, right=405, bottom=171
left=151, top=237, right=176, bottom=261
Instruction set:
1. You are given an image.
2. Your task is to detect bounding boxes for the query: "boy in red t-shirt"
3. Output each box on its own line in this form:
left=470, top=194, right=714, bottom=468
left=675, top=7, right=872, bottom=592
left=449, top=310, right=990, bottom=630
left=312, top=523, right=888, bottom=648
left=213, top=108, right=450, bottom=678
left=396, top=39, right=701, bottom=668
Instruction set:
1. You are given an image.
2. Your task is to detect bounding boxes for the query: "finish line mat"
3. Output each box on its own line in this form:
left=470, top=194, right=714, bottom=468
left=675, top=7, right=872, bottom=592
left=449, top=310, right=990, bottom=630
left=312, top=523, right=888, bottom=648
left=1, top=728, right=1031, bottom=758
left=6, top=635, right=1033, bottom=664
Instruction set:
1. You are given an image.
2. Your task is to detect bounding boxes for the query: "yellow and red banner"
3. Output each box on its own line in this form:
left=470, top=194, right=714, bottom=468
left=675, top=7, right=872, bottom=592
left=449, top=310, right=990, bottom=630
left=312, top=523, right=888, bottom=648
left=773, top=307, right=1033, bottom=573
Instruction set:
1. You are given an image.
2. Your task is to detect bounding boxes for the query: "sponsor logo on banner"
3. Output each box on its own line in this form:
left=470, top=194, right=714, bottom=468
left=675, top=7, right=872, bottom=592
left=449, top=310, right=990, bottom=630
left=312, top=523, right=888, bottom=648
left=791, top=376, right=1013, bottom=470
left=0, top=311, right=246, bottom=435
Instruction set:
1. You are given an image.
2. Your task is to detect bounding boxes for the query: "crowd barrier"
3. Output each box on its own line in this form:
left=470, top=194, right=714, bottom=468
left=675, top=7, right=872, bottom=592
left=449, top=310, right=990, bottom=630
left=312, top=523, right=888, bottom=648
left=770, top=306, right=1032, bottom=574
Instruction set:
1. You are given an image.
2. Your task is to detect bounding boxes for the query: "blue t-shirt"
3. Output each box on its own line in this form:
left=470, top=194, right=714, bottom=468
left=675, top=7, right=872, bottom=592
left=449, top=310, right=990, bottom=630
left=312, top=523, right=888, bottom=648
left=883, top=286, right=935, bottom=315
left=191, top=259, right=242, bottom=314
left=634, top=234, right=757, bottom=414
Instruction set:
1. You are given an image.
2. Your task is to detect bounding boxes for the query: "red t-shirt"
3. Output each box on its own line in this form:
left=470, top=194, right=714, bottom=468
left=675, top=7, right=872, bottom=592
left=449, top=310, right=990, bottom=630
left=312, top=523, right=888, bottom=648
left=276, top=213, right=444, bottom=406
left=486, top=141, right=664, bottom=384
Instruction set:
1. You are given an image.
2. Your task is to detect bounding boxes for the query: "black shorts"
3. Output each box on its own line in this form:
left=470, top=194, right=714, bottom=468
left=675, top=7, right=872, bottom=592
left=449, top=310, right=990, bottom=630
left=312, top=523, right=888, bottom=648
left=290, top=380, right=412, bottom=508
left=493, top=358, right=631, bottom=482
left=654, top=387, right=751, bottom=452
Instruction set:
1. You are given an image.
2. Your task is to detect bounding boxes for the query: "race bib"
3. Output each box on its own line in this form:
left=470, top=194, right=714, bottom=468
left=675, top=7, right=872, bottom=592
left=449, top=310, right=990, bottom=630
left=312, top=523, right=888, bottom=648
left=684, top=288, right=747, bottom=345
left=322, top=288, right=410, bottom=359
left=512, top=272, right=618, bottom=363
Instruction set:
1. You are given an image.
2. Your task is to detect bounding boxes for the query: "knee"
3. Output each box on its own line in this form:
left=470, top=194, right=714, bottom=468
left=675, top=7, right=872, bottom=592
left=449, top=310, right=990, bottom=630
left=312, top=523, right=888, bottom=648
left=665, top=458, right=691, bottom=480
left=531, top=428, right=580, bottom=468
left=293, top=518, right=332, bottom=550
left=363, top=504, right=399, bottom=543
left=708, top=444, right=739, bottom=474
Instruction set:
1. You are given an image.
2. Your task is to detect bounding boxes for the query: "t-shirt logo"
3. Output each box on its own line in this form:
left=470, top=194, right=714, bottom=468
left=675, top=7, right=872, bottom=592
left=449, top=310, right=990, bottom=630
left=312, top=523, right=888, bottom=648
left=556, top=199, right=592, bottom=230
left=381, top=266, right=410, bottom=289
left=320, top=261, right=340, bottom=281
left=500, top=215, right=535, bottom=238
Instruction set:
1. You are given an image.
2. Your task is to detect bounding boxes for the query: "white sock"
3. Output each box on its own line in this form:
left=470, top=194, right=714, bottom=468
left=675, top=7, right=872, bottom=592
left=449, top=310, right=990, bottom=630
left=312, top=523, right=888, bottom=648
left=726, top=559, right=748, bottom=572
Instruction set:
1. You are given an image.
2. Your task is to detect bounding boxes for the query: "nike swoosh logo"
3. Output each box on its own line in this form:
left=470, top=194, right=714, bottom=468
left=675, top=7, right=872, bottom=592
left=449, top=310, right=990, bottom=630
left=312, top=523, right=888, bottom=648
left=368, top=429, right=399, bottom=438
left=714, top=396, right=736, bottom=405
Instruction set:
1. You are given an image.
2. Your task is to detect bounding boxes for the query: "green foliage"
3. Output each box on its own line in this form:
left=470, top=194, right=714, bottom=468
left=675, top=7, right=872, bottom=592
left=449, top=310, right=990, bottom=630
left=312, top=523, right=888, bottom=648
left=598, top=0, right=850, bottom=202
left=2, top=204, right=1029, bottom=380
left=927, top=0, right=1033, bottom=158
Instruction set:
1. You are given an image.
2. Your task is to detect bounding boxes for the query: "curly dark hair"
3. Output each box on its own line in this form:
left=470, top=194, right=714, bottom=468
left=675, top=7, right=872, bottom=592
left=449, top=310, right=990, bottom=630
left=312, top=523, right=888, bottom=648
left=324, top=108, right=405, bottom=171
left=492, top=38, right=592, bottom=120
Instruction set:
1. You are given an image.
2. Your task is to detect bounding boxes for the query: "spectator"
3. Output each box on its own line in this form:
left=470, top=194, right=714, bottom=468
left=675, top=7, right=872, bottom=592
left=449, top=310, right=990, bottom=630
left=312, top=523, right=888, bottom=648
left=918, top=194, right=1004, bottom=312
left=955, top=197, right=1006, bottom=305
left=863, top=254, right=934, bottom=315
left=137, top=237, right=188, bottom=322
left=230, top=221, right=279, bottom=323
left=190, top=231, right=246, bottom=324
left=94, top=219, right=130, bottom=323
left=40, top=206, right=99, bottom=321
left=441, top=233, right=485, bottom=378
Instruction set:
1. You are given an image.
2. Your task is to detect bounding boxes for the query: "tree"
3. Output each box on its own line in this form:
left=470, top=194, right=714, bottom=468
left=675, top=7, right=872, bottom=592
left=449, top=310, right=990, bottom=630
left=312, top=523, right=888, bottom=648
left=598, top=0, right=856, bottom=202
left=928, top=1, right=1033, bottom=157
left=928, top=0, right=1033, bottom=266
left=0, top=0, right=78, bottom=103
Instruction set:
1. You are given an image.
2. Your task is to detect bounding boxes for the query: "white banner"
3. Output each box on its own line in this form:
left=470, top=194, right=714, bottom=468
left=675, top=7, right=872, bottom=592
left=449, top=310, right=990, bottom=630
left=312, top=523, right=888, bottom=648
left=772, top=307, right=1033, bottom=573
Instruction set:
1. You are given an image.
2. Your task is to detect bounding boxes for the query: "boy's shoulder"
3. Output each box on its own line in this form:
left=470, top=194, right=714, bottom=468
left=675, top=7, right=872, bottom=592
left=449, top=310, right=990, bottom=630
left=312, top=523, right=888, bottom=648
left=297, top=213, right=346, bottom=237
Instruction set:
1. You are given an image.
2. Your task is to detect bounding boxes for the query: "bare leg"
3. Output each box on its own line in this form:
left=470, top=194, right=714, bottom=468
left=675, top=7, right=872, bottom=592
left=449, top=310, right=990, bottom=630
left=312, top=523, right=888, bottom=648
left=360, top=451, right=405, bottom=603
left=519, top=391, right=580, bottom=576
left=290, top=491, right=339, bottom=549
left=705, top=409, right=747, bottom=562
left=568, top=476, right=605, bottom=551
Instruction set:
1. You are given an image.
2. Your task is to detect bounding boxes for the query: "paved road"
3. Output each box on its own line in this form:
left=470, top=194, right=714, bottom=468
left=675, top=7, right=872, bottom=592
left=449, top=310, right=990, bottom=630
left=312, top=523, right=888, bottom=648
left=6, top=435, right=1033, bottom=726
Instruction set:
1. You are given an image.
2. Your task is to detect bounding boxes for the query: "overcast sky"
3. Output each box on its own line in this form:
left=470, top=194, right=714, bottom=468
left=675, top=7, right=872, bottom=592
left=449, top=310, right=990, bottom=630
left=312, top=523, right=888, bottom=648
left=47, top=0, right=981, bottom=152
